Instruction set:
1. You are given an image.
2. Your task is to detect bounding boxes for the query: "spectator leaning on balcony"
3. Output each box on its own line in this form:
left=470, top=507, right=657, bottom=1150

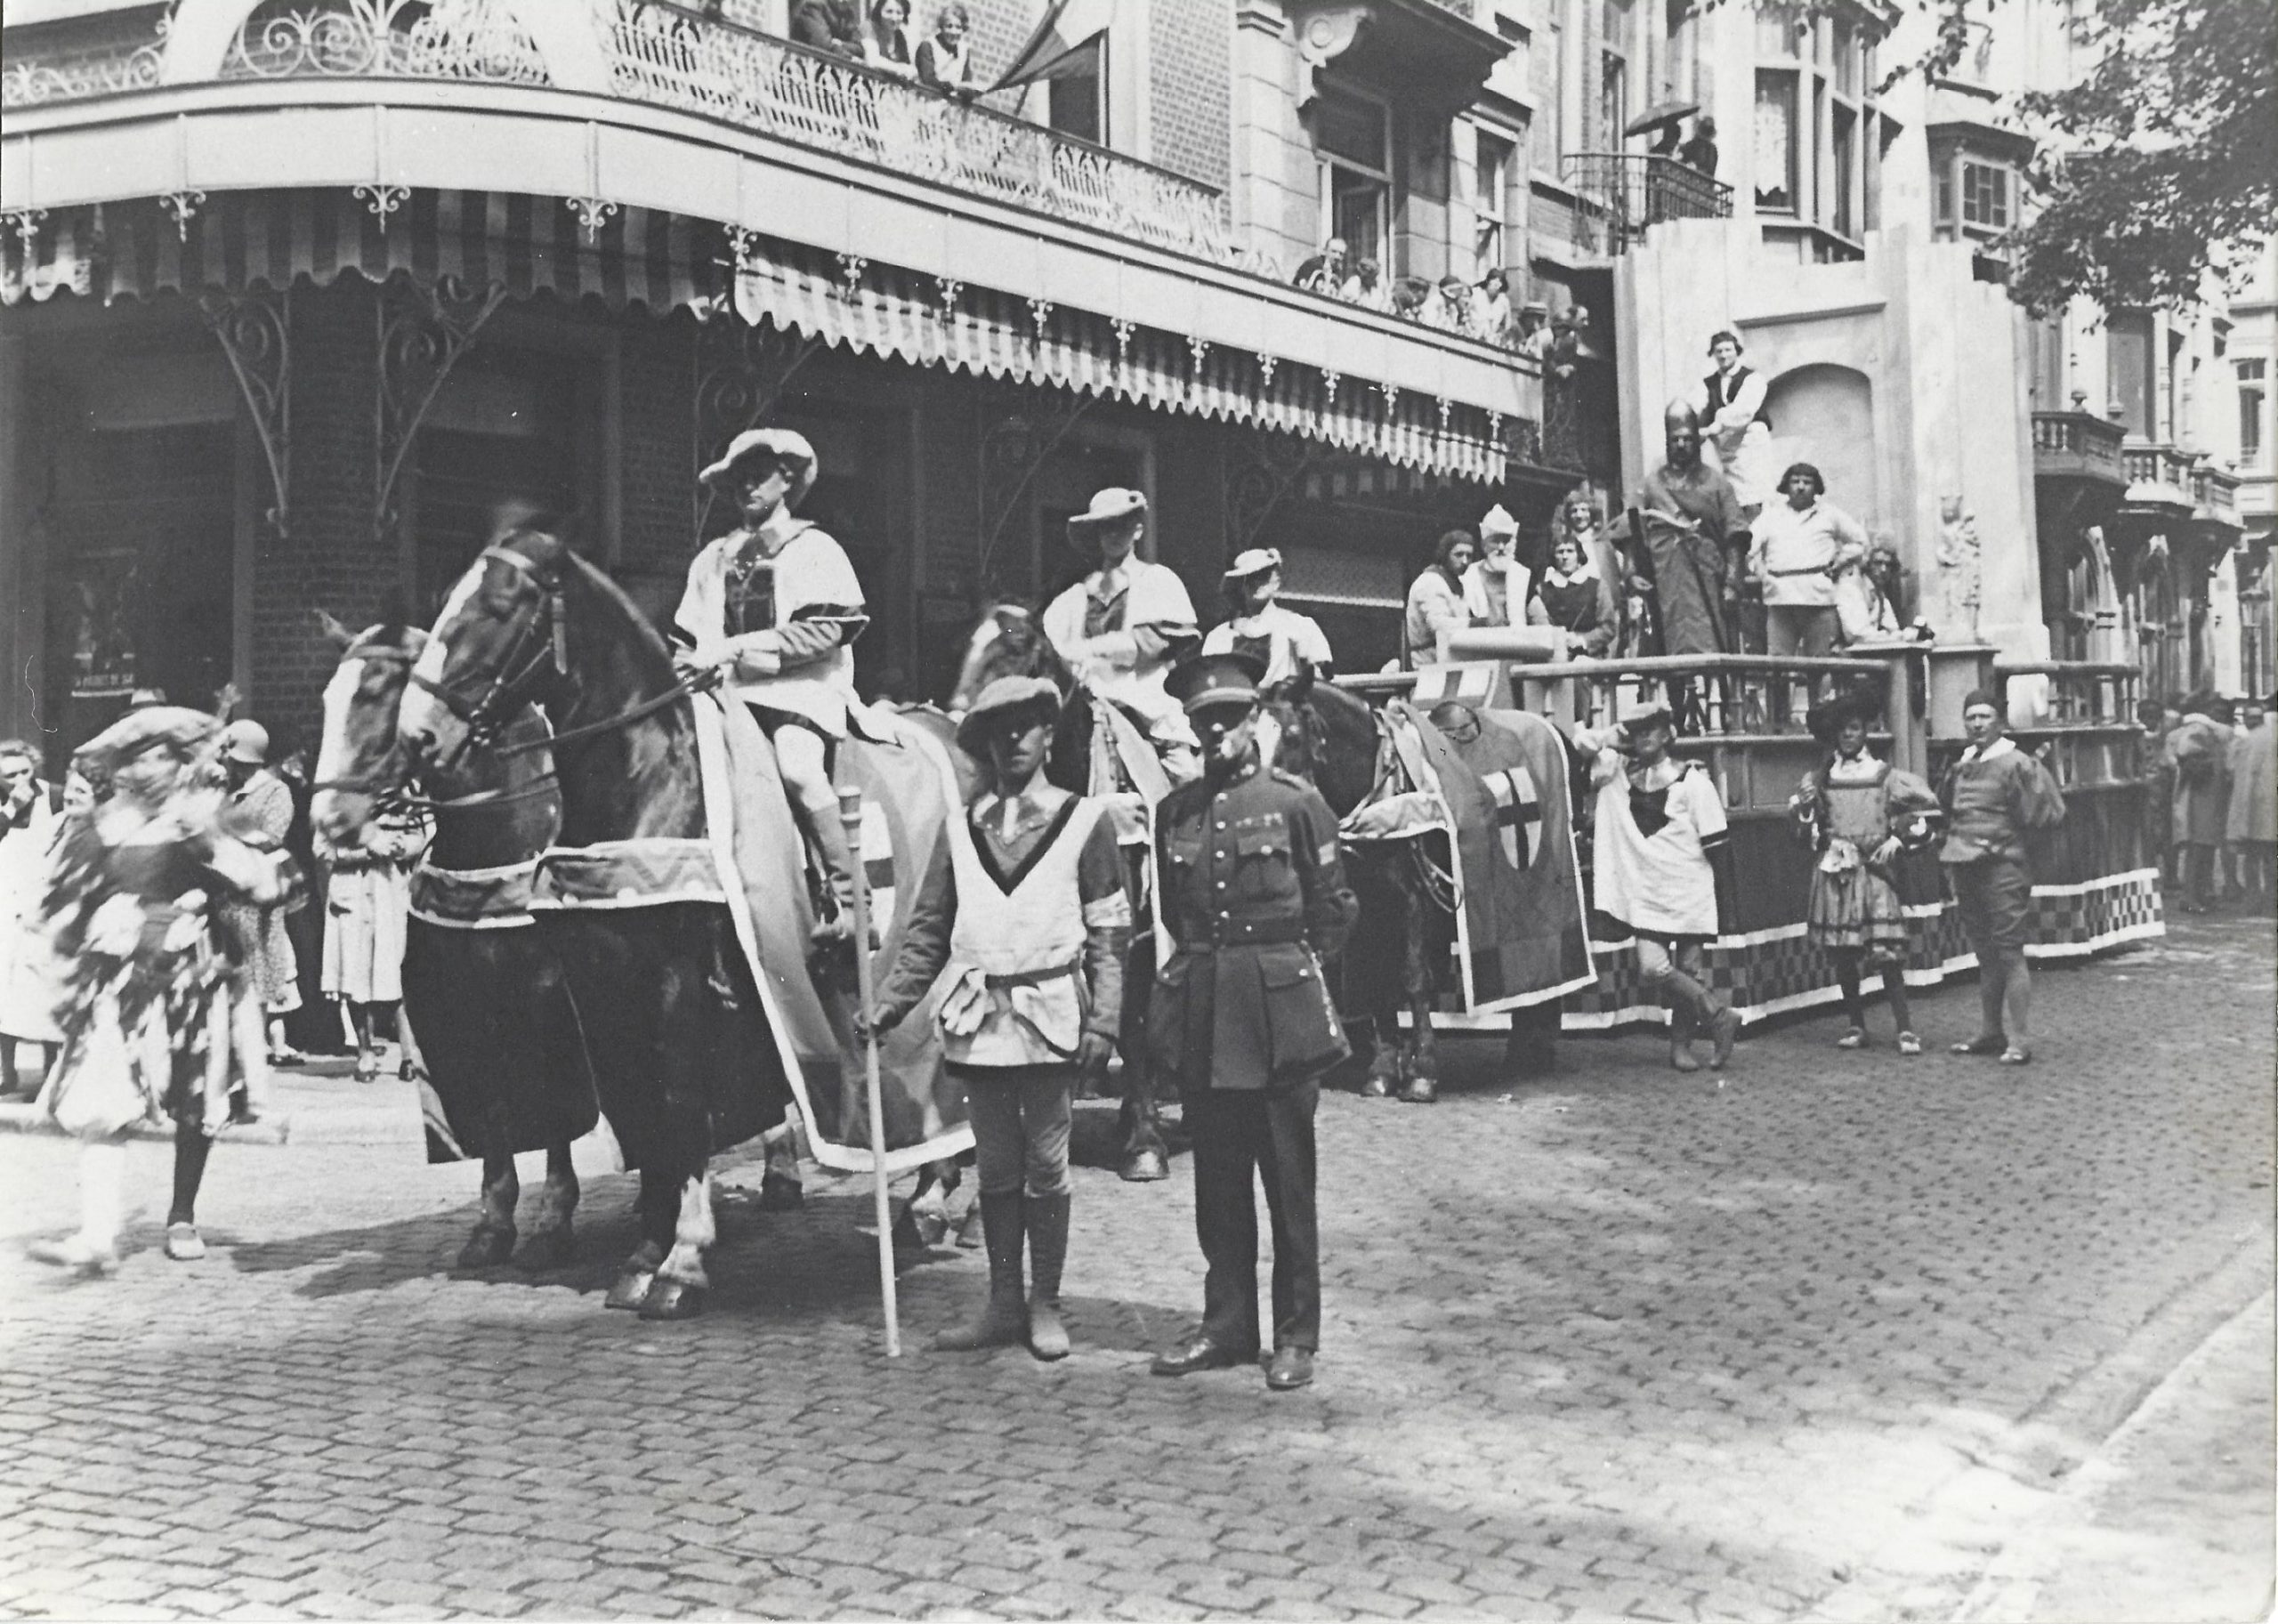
left=863, top=0, right=916, bottom=77
left=1515, top=301, right=1551, bottom=359
left=1471, top=271, right=1515, bottom=347
left=915, top=4, right=978, bottom=95
left=792, top=0, right=865, bottom=58
left=1679, top=117, right=1720, bottom=176
left=1404, top=529, right=1477, bottom=668
left=1692, top=329, right=1775, bottom=512
left=1294, top=238, right=1350, bottom=295
left=1421, top=276, right=1473, bottom=335
left=1749, top=462, right=1868, bottom=658
left=1461, top=505, right=1529, bottom=629
left=1339, top=259, right=1390, bottom=311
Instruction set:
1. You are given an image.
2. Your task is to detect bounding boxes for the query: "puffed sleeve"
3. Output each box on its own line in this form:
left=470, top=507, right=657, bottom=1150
left=1883, top=769, right=1944, bottom=850
left=2015, top=754, right=2068, bottom=830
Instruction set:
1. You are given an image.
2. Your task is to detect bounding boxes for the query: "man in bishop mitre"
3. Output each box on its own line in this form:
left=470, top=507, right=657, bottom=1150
left=676, top=427, right=870, bottom=946
left=1041, top=488, right=1203, bottom=785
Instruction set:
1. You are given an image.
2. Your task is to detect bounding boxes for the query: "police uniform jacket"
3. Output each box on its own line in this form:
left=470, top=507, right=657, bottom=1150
left=1149, top=752, right=1357, bottom=1089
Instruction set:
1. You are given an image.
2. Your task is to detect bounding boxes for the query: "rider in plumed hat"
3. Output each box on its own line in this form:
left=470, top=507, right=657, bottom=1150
left=1147, top=650, right=1355, bottom=1393
left=675, top=427, right=872, bottom=946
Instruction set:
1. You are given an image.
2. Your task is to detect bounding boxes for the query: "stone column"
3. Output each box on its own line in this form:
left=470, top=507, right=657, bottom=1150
left=1231, top=0, right=1305, bottom=269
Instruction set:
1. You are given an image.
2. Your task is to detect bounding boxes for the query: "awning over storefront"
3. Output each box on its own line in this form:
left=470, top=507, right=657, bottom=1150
left=734, top=233, right=1511, bottom=484
left=1, top=188, right=713, bottom=314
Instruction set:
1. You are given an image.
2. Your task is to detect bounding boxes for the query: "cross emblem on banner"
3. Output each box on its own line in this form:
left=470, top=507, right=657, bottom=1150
left=1485, top=764, right=1541, bottom=869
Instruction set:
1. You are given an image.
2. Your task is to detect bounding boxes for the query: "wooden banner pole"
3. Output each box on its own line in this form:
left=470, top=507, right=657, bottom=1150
left=839, top=785, right=901, bottom=1358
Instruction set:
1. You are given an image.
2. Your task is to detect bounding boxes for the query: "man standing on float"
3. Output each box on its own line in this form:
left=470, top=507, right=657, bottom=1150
left=675, top=428, right=870, bottom=945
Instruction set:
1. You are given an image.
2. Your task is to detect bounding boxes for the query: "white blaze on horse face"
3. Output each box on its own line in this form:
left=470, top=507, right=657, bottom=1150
left=400, top=565, right=486, bottom=759
left=311, top=654, right=369, bottom=844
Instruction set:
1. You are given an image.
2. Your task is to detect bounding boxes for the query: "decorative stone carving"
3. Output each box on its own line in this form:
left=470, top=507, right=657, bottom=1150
left=1935, top=495, right=1983, bottom=639
left=1292, top=4, right=1371, bottom=109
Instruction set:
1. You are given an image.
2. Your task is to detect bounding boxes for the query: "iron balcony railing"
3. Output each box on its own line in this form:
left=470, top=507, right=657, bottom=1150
left=1559, top=153, right=1733, bottom=255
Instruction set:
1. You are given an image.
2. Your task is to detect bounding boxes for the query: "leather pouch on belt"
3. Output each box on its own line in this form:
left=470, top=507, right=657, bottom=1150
left=1259, top=943, right=1348, bottom=1078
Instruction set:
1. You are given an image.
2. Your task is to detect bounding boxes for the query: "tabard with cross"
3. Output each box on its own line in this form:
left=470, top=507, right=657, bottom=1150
left=1484, top=764, right=1541, bottom=870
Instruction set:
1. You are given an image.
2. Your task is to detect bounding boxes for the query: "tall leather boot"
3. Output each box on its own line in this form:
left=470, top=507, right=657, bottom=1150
left=932, top=1191, right=1027, bottom=1351
left=1024, top=1191, right=1072, bottom=1361
left=804, top=809, right=866, bottom=949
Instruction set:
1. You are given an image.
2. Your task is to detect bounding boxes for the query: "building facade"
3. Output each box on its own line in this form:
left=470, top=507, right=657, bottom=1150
left=1, top=0, right=1613, bottom=756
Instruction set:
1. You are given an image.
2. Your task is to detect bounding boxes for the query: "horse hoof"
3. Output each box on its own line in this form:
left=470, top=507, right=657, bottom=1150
left=512, top=1228, right=576, bottom=1273
left=912, top=1208, right=950, bottom=1247
left=638, top=1277, right=707, bottom=1321
left=1119, top=1148, right=1169, bottom=1183
left=891, top=1208, right=928, bottom=1254
left=1400, top=1073, right=1438, bottom=1104
left=756, top=1172, right=805, bottom=1212
left=604, top=1268, right=656, bottom=1311
left=1361, top=1073, right=1393, bottom=1098
left=455, top=1226, right=516, bottom=1271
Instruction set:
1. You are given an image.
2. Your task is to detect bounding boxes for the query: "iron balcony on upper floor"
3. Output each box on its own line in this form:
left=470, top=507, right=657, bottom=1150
left=1557, top=152, right=1733, bottom=256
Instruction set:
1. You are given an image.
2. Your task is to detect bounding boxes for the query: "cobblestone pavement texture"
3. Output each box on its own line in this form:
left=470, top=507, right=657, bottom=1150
left=0, top=914, right=2270, bottom=1621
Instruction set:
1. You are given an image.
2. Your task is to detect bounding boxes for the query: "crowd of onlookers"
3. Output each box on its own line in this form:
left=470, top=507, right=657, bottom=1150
left=1286, top=241, right=1598, bottom=361
left=2144, top=692, right=2276, bottom=913
left=785, top=0, right=982, bottom=93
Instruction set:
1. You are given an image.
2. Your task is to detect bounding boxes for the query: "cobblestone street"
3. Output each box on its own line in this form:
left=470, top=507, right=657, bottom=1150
left=1, top=914, right=2270, bottom=1622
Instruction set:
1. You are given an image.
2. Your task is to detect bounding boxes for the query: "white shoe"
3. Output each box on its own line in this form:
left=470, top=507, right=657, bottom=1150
left=165, top=1223, right=206, bottom=1262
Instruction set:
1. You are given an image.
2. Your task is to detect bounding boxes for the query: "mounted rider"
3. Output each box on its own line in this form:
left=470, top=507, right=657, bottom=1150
left=1040, top=488, right=1203, bottom=787
left=675, top=427, right=870, bottom=946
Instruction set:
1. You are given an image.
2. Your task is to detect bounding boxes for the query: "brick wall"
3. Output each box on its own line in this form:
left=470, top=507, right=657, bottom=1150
left=616, top=310, right=698, bottom=614
left=252, top=278, right=391, bottom=744
left=1149, top=0, right=1231, bottom=189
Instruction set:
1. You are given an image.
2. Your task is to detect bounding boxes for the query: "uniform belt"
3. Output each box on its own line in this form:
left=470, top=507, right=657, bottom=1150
left=1179, top=921, right=1311, bottom=949
left=983, top=962, right=1081, bottom=989
left=1768, top=564, right=1837, bottom=577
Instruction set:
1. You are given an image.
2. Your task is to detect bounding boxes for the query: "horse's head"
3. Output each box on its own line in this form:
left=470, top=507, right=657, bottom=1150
left=950, top=602, right=1073, bottom=711
left=311, top=609, right=426, bottom=849
left=1265, top=667, right=1384, bottom=817
left=400, top=518, right=578, bottom=772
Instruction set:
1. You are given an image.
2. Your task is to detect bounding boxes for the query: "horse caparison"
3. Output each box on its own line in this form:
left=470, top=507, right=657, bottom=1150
left=398, top=524, right=796, bottom=1321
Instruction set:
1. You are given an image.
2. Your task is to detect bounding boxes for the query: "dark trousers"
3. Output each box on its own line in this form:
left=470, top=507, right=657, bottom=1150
left=1183, top=1078, right=1320, bottom=1353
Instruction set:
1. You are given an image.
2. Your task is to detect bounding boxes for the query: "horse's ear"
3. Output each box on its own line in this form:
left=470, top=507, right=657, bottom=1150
left=1285, top=658, right=1317, bottom=703
left=313, top=608, right=356, bottom=651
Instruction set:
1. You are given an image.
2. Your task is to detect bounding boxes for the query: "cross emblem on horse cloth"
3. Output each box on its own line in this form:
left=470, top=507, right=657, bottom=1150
left=1484, top=765, right=1541, bottom=870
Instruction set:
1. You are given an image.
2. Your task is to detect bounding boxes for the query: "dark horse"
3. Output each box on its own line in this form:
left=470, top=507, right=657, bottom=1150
left=311, top=616, right=598, bottom=1273
left=398, top=519, right=793, bottom=1320
left=947, top=610, right=1455, bottom=1152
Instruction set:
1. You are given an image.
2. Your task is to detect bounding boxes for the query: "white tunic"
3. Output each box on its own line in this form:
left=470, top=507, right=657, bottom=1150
left=1584, top=742, right=1726, bottom=938
left=937, top=794, right=1107, bottom=1069
left=1042, top=561, right=1198, bottom=732
left=675, top=520, right=864, bottom=736
left=1201, top=602, right=1334, bottom=685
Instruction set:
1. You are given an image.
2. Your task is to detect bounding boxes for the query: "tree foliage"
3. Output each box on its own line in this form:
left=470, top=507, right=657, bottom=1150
left=1930, top=0, right=2275, bottom=316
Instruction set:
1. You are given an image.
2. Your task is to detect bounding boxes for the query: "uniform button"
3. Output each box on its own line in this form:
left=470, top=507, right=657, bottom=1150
left=1216, top=821, right=1226, bottom=829
left=1216, top=850, right=1226, bottom=860
left=1216, top=881, right=1226, bottom=890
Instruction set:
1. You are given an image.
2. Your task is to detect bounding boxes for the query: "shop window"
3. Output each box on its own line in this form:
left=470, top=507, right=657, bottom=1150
left=2239, top=358, right=2266, bottom=463
left=410, top=346, right=585, bottom=620
left=1754, top=70, right=1798, bottom=212
left=1313, top=84, right=1393, bottom=267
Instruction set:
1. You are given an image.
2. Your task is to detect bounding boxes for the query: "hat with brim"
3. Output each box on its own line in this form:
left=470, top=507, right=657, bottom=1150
left=74, top=707, right=220, bottom=780
left=1616, top=697, right=1675, bottom=733
left=1806, top=688, right=1880, bottom=746
left=699, top=427, right=819, bottom=505
left=1067, top=487, right=1147, bottom=543
left=1223, top=547, right=1282, bottom=581
left=956, top=675, right=1062, bottom=753
left=1165, top=650, right=1266, bottom=715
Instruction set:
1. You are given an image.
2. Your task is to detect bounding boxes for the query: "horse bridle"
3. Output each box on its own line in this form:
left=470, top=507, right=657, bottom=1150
left=408, top=542, right=707, bottom=761
left=312, top=637, right=557, bottom=814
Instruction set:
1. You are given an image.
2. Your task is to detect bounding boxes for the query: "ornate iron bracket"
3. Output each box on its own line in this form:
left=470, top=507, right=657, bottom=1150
left=1221, top=426, right=1328, bottom=556
left=375, top=274, right=509, bottom=539
left=975, top=384, right=1099, bottom=599
left=692, top=314, right=822, bottom=534
left=199, top=286, right=292, bottom=537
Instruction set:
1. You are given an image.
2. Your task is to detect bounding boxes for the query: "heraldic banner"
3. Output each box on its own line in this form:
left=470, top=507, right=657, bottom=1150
left=693, top=694, right=973, bottom=1175
left=1396, top=700, right=1596, bottom=1013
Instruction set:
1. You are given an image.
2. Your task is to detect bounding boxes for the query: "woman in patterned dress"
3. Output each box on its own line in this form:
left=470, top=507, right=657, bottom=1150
left=1790, top=692, right=1942, bottom=1054
left=30, top=708, right=295, bottom=1274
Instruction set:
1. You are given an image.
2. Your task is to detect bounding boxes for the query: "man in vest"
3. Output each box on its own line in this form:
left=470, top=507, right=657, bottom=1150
left=1041, top=488, right=1203, bottom=785
left=676, top=428, right=870, bottom=945
left=868, top=675, right=1130, bottom=1360
left=1147, top=652, right=1357, bottom=1393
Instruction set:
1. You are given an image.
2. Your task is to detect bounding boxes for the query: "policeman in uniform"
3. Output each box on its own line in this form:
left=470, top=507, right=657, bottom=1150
left=1147, top=652, right=1357, bottom=1392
